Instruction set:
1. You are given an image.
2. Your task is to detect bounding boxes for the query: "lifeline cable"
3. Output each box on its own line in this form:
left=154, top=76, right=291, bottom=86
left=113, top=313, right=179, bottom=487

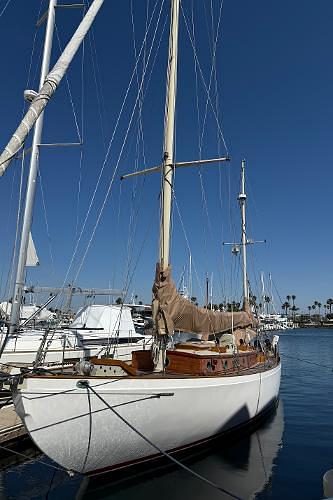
left=83, top=381, right=243, bottom=500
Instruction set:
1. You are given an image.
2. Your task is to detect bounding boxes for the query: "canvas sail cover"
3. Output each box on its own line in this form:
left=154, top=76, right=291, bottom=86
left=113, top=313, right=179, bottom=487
left=152, top=264, right=253, bottom=339
left=26, top=232, right=39, bottom=267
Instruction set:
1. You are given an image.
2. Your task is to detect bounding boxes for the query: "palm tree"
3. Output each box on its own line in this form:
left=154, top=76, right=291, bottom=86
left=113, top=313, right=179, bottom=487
left=291, top=295, right=296, bottom=308
left=286, top=295, right=291, bottom=304
left=313, top=301, right=318, bottom=316
left=290, top=305, right=298, bottom=323
left=318, top=302, right=322, bottom=318
left=308, top=305, right=311, bottom=318
left=115, top=297, right=123, bottom=305
left=282, top=301, right=290, bottom=316
left=327, top=299, right=333, bottom=314
left=250, top=295, right=257, bottom=307
left=264, top=295, right=271, bottom=314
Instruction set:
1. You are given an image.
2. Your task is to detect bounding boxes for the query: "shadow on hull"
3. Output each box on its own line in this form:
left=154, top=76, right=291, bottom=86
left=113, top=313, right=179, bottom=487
left=80, top=398, right=284, bottom=499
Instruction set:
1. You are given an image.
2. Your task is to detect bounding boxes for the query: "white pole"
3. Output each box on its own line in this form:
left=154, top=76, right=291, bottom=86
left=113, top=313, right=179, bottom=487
left=159, top=0, right=180, bottom=270
left=210, top=272, right=213, bottom=309
left=260, top=271, right=265, bottom=314
left=238, top=160, right=249, bottom=312
left=269, top=272, right=275, bottom=313
left=189, top=252, right=192, bottom=298
left=9, top=0, right=57, bottom=333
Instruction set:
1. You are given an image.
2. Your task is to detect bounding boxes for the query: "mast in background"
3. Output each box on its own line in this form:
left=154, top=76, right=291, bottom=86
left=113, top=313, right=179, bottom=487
left=9, top=0, right=57, bottom=333
left=238, top=159, right=249, bottom=312
left=260, top=272, right=265, bottom=314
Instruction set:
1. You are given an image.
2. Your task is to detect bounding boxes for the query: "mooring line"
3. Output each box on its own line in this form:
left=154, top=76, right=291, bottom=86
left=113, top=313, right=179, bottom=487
left=282, top=353, right=333, bottom=371
left=0, top=443, right=68, bottom=473
left=83, top=381, right=243, bottom=500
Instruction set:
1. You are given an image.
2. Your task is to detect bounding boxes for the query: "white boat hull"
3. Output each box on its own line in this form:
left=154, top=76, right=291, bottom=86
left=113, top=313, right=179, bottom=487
left=13, top=362, right=281, bottom=474
left=0, top=331, right=152, bottom=365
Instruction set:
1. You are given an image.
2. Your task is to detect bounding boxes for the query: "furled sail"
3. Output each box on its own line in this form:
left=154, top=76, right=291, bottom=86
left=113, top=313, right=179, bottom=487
left=152, top=264, right=254, bottom=339
left=26, top=232, right=39, bottom=267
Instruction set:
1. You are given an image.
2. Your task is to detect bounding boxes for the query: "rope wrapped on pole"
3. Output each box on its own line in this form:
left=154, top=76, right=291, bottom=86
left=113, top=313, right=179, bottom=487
left=0, top=0, right=104, bottom=177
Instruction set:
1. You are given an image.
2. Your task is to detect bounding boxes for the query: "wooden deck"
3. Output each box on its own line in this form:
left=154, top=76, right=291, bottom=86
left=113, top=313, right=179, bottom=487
left=0, top=404, right=26, bottom=444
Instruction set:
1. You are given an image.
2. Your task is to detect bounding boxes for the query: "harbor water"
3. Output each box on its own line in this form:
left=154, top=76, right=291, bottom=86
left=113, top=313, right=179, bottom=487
left=0, top=328, right=332, bottom=499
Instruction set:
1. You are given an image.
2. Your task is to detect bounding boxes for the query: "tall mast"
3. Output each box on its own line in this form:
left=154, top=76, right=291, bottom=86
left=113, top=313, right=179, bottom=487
left=260, top=271, right=265, bottom=313
left=9, top=0, right=57, bottom=333
left=159, top=0, right=180, bottom=271
left=238, top=159, right=249, bottom=312
left=189, top=252, right=192, bottom=298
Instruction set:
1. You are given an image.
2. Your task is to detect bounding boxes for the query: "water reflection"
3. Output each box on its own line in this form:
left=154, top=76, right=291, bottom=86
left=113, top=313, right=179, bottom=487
left=79, top=402, right=284, bottom=500
left=0, top=403, right=284, bottom=500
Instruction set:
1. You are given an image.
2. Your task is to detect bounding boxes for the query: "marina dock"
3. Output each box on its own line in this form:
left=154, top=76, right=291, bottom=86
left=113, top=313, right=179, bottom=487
left=0, top=404, right=26, bottom=445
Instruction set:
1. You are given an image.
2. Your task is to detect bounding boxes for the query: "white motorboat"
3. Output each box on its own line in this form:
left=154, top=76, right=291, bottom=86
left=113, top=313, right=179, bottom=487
left=0, top=304, right=151, bottom=365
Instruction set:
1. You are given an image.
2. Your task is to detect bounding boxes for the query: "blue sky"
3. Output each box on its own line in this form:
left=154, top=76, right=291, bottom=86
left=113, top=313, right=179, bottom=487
left=0, top=0, right=332, bottom=312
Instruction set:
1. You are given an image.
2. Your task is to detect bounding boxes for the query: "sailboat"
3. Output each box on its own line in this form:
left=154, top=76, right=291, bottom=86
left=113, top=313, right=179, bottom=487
left=3, top=0, right=280, bottom=476
left=0, top=0, right=150, bottom=367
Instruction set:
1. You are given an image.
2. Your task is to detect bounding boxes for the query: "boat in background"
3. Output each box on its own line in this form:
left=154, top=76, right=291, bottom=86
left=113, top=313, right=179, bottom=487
left=259, top=313, right=289, bottom=331
left=0, top=303, right=151, bottom=366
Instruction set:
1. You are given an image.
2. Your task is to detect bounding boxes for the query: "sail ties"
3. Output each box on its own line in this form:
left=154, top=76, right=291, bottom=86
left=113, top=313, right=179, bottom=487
left=152, top=263, right=254, bottom=338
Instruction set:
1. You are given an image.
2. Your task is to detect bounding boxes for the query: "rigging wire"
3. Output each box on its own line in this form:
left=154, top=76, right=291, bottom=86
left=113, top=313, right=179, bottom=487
left=56, top=0, right=164, bottom=300
left=110, top=11, right=167, bottom=310
left=190, top=5, right=208, bottom=276
left=173, top=194, right=205, bottom=304
left=71, top=0, right=166, bottom=286
left=0, top=0, right=13, bottom=18
left=75, top=4, right=86, bottom=242
left=0, top=165, right=17, bottom=299
left=281, top=353, right=333, bottom=372
left=122, top=0, right=150, bottom=294
left=54, top=22, right=82, bottom=143
left=210, top=0, right=227, bottom=302
left=4, top=154, right=25, bottom=305
left=180, top=3, right=228, bottom=154
left=1, top=0, right=45, bottom=302
left=189, top=1, right=227, bottom=305
left=0, top=443, right=67, bottom=473
left=120, top=0, right=169, bottom=302
left=87, top=28, right=107, bottom=151
left=37, top=169, right=56, bottom=277
left=83, top=382, right=243, bottom=500
left=26, top=0, right=46, bottom=95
